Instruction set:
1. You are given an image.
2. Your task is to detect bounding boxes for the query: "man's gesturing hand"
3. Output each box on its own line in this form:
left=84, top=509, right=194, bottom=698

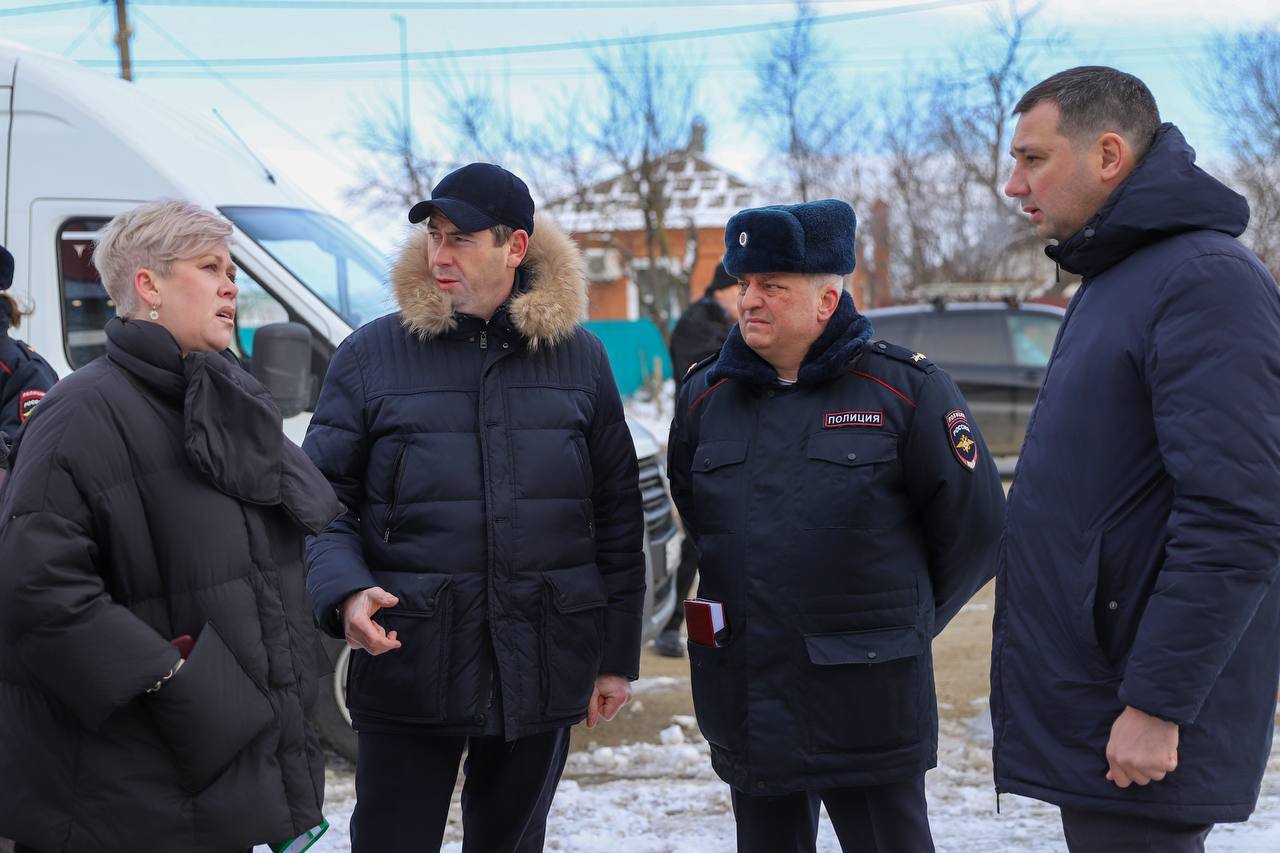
left=1105, top=705, right=1179, bottom=788
left=342, top=586, right=402, bottom=655
left=585, top=674, right=632, bottom=728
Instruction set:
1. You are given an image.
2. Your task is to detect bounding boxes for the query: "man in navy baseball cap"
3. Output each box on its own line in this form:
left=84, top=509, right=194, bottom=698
left=408, top=162, right=535, bottom=235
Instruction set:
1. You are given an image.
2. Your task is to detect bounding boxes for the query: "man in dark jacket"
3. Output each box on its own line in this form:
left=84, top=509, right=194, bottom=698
left=0, top=244, right=58, bottom=442
left=993, top=66, right=1280, bottom=851
left=653, top=260, right=738, bottom=657
left=303, top=163, right=645, bottom=852
left=668, top=199, right=1005, bottom=852
left=670, top=260, right=738, bottom=387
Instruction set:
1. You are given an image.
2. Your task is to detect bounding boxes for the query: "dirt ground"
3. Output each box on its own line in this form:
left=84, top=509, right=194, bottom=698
left=569, top=581, right=996, bottom=756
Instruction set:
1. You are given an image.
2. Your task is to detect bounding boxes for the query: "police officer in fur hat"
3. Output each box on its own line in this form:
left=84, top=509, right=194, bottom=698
left=0, top=244, right=58, bottom=450
left=667, top=199, right=1005, bottom=851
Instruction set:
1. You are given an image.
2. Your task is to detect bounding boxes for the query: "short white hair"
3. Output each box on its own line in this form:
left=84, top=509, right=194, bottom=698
left=810, top=273, right=844, bottom=292
left=92, top=200, right=233, bottom=318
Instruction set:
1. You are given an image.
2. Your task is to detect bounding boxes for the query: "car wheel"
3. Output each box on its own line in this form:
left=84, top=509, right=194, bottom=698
left=314, top=642, right=357, bottom=763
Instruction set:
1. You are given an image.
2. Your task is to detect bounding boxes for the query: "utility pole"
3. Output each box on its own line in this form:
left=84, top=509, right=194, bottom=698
left=392, top=14, right=410, bottom=152
left=113, top=0, right=133, bottom=81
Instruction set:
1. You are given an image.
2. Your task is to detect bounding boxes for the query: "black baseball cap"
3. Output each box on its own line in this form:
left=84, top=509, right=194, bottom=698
left=407, top=162, right=535, bottom=235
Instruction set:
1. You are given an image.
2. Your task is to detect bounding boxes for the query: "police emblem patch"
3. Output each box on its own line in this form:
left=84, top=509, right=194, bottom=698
left=823, top=410, right=884, bottom=429
left=945, top=408, right=977, bottom=471
left=19, top=389, right=46, bottom=423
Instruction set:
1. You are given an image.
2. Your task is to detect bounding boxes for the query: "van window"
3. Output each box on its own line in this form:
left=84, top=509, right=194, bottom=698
left=916, top=311, right=1009, bottom=367
left=866, top=315, right=918, bottom=349
left=1006, top=312, right=1061, bottom=368
left=221, top=207, right=393, bottom=329
left=232, top=266, right=290, bottom=358
left=58, top=219, right=114, bottom=369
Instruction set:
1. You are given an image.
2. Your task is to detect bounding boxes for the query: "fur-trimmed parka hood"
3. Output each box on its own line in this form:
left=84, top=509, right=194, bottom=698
left=391, top=214, right=588, bottom=350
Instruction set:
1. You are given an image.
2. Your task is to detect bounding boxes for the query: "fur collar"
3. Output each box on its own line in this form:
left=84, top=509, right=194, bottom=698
left=708, top=291, right=873, bottom=387
left=391, top=214, right=587, bottom=350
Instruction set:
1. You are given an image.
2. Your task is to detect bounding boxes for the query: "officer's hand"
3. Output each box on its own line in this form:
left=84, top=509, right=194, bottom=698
left=1105, top=705, right=1179, bottom=787
left=585, top=674, right=631, bottom=728
left=342, top=586, right=402, bottom=656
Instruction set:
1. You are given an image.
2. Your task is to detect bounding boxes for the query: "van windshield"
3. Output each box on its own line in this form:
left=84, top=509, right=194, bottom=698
left=221, top=206, right=394, bottom=328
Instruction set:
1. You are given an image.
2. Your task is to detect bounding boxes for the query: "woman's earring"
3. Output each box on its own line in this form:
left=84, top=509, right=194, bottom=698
left=149, top=304, right=160, bottom=321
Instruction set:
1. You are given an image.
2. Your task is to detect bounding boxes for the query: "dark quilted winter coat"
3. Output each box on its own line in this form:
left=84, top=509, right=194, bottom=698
left=669, top=293, right=1005, bottom=794
left=992, top=124, right=1280, bottom=824
left=303, top=215, right=645, bottom=741
left=0, top=318, right=339, bottom=853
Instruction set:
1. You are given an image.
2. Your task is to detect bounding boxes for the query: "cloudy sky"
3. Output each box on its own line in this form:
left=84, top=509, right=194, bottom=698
left=3, top=0, right=1276, bottom=247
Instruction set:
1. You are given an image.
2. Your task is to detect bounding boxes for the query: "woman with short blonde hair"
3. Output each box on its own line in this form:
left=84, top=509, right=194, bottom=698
left=0, top=200, right=336, bottom=853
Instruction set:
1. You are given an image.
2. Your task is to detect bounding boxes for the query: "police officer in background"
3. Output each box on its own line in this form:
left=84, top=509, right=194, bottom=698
left=668, top=200, right=1005, bottom=852
left=654, top=260, right=739, bottom=657
left=0, top=244, right=57, bottom=447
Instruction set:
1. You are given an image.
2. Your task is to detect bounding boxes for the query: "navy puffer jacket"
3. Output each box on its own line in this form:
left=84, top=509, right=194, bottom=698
left=303, top=216, right=644, bottom=741
left=992, top=124, right=1280, bottom=824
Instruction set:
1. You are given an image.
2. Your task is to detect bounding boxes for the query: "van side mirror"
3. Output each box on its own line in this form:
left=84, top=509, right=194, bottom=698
left=250, top=322, right=312, bottom=418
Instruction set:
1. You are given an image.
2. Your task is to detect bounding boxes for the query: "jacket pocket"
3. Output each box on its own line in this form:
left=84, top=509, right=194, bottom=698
left=803, top=432, right=900, bottom=529
left=381, top=442, right=409, bottom=543
left=541, top=566, right=607, bottom=717
left=688, top=634, right=744, bottom=750
left=802, top=625, right=924, bottom=754
left=146, top=621, right=274, bottom=794
left=346, top=571, right=453, bottom=723
left=691, top=439, right=749, bottom=534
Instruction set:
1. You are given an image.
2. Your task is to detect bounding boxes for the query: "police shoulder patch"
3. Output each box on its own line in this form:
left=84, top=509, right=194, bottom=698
left=945, top=408, right=978, bottom=471
left=869, top=340, right=936, bottom=373
left=19, top=388, right=46, bottom=423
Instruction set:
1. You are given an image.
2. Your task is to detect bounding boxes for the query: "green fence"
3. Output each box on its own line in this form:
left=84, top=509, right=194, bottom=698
left=583, top=319, right=672, bottom=398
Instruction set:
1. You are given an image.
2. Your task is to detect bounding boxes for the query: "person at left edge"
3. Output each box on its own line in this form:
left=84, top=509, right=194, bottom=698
left=0, top=200, right=340, bottom=853
left=0, top=244, right=58, bottom=443
left=302, top=162, right=645, bottom=852
left=668, top=199, right=1005, bottom=852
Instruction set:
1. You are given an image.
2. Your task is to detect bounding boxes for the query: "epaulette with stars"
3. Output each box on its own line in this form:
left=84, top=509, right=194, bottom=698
left=867, top=339, right=937, bottom=373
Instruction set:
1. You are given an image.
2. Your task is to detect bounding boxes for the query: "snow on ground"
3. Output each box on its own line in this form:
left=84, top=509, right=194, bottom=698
left=291, top=705, right=1280, bottom=852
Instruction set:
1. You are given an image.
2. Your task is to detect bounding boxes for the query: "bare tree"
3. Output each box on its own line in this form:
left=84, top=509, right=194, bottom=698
left=585, top=39, right=703, bottom=341
left=742, top=0, right=863, bottom=202
left=340, top=96, right=436, bottom=214
left=878, top=1, right=1047, bottom=294
left=1201, top=27, right=1280, bottom=278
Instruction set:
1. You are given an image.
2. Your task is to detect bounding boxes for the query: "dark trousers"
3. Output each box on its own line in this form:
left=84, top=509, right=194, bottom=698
left=731, top=774, right=933, bottom=853
left=350, top=727, right=571, bottom=853
left=1060, top=806, right=1213, bottom=853
left=662, top=536, right=699, bottom=632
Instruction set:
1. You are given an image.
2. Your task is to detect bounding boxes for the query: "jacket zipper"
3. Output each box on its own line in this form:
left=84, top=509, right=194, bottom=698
left=479, top=330, right=488, bottom=350
left=991, top=275, right=1091, bottom=796
left=383, top=443, right=408, bottom=542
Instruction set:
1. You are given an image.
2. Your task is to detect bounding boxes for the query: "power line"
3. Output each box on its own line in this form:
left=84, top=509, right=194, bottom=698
left=0, top=1, right=95, bottom=17
left=75, top=0, right=989, bottom=68
left=129, top=0, right=879, bottom=8
left=129, top=6, right=355, bottom=170
left=63, top=3, right=113, bottom=56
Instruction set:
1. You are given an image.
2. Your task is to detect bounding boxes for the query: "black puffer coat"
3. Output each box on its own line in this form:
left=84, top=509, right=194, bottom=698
left=0, top=318, right=340, bottom=853
left=304, top=216, right=645, bottom=741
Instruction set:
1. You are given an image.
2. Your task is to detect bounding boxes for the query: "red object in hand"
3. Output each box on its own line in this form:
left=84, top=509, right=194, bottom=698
left=169, top=634, right=194, bottom=660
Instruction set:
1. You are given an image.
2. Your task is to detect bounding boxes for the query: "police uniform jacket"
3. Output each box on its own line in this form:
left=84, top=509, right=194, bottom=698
left=303, top=216, right=645, bottom=741
left=992, top=124, right=1280, bottom=824
left=668, top=292, right=1005, bottom=794
left=0, top=312, right=58, bottom=439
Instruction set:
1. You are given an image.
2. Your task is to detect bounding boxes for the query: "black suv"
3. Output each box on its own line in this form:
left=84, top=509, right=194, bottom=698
left=864, top=302, right=1065, bottom=469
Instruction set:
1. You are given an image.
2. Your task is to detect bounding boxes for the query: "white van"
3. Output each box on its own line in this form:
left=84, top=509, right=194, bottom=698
left=0, top=41, right=679, bottom=760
